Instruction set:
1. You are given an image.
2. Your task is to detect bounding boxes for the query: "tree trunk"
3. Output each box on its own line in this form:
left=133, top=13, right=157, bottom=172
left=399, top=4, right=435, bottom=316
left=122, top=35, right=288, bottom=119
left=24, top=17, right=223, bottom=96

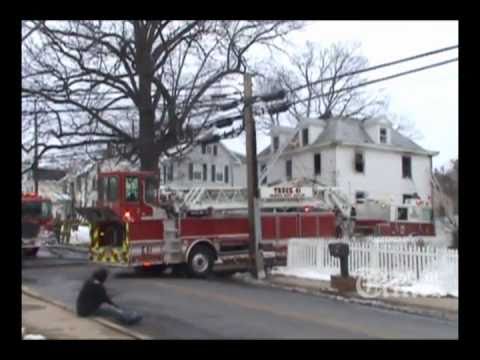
left=135, top=22, right=159, bottom=172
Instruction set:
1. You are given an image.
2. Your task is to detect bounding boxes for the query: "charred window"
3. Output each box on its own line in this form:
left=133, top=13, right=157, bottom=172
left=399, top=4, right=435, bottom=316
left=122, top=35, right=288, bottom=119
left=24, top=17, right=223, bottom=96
left=354, top=151, right=365, bottom=173
left=402, top=156, right=412, bottom=179
left=397, top=207, right=408, bottom=221
left=314, top=153, right=321, bottom=175
left=286, top=159, right=292, bottom=180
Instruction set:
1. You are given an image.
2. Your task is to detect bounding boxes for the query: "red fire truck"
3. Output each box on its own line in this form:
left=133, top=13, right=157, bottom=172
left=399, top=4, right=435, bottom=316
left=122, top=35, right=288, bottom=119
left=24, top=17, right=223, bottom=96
left=77, top=170, right=435, bottom=277
left=21, top=192, right=54, bottom=257
left=76, top=171, right=336, bottom=277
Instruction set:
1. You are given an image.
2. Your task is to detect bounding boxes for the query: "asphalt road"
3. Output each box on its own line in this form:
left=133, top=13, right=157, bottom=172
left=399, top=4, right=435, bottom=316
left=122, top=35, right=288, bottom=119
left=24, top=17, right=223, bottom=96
left=22, top=249, right=458, bottom=339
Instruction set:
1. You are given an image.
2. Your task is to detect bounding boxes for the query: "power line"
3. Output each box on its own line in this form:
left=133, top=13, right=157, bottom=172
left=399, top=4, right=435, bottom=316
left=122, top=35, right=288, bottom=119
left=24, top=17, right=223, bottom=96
left=288, top=45, right=458, bottom=94
left=286, top=57, right=458, bottom=110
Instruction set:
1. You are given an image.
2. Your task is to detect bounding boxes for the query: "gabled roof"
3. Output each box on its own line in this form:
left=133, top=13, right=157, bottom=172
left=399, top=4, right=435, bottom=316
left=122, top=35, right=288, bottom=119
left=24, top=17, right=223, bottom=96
left=260, top=116, right=433, bottom=157
left=230, top=150, right=246, bottom=162
left=35, top=168, right=68, bottom=181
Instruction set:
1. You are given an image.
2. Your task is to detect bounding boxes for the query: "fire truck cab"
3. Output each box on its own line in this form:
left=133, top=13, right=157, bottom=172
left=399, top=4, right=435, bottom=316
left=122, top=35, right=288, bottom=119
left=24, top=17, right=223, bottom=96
left=21, top=192, right=54, bottom=257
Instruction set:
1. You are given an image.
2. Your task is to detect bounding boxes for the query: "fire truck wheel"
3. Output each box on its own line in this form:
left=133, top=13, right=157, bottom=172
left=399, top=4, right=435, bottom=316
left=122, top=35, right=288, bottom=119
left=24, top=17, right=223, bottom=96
left=188, top=245, right=214, bottom=278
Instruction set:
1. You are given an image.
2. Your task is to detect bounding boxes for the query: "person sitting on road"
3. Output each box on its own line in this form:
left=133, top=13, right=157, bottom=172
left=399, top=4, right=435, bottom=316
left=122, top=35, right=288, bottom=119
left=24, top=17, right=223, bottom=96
left=76, top=267, right=142, bottom=326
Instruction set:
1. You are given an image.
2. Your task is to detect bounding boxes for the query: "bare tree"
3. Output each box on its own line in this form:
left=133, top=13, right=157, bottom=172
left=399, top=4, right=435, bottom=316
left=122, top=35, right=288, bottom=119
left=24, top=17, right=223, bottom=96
left=22, top=20, right=302, bottom=171
left=256, top=41, right=387, bottom=130
left=389, top=113, right=423, bottom=141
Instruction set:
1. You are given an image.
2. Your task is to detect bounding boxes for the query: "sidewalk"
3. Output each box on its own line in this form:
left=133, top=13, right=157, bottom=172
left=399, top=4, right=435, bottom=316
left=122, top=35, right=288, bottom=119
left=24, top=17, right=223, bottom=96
left=232, top=273, right=458, bottom=321
left=22, top=290, right=149, bottom=340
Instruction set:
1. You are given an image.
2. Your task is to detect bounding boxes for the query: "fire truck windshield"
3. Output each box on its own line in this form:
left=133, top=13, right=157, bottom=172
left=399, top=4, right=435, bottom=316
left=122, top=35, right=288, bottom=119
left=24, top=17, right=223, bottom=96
left=22, top=200, right=52, bottom=220
left=145, top=177, right=158, bottom=205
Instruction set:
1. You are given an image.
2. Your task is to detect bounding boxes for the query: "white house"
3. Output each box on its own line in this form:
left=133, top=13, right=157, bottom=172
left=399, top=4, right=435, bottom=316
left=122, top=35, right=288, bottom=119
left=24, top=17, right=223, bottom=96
left=161, top=142, right=246, bottom=189
left=257, top=116, right=439, bottom=206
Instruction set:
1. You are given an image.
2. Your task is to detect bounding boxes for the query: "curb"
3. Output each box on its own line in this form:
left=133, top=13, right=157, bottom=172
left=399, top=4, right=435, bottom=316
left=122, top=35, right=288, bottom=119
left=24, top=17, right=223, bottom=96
left=231, top=275, right=458, bottom=322
left=22, top=286, right=152, bottom=340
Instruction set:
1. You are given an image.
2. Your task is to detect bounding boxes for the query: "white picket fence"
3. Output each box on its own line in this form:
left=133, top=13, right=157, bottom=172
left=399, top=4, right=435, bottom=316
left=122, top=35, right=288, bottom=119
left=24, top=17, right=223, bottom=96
left=286, top=238, right=458, bottom=295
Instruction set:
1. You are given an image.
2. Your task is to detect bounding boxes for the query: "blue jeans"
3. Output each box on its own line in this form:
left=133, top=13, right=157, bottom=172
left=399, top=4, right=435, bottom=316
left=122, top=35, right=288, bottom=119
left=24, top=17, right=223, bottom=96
left=94, top=304, right=142, bottom=326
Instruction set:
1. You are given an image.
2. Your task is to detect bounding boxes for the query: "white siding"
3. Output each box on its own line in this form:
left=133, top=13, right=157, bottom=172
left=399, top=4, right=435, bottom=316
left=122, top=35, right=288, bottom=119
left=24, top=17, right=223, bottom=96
left=335, top=146, right=432, bottom=204
left=163, top=144, right=244, bottom=188
left=259, top=147, right=336, bottom=186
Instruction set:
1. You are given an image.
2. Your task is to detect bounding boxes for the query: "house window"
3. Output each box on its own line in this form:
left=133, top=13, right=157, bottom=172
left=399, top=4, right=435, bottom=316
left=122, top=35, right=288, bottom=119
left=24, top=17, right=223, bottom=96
left=203, top=164, right=207, bottom=182
left=402, top=156, right=412, bottom=179
left=224, top=166, right=229, bottom=184
left=202, top=144, right=206, bottom=154
left=397, top=207, right=409, bottom=221
left=403, top=193, right=419, bottom=204
left=92, top=177, right=96, bottom=191
left=194, top=171, right=202, bottom=180
left=273, top=136, right=279, bottom=152
left=162, top=165, right=167, bottom=184
left=211, top=165, right=216, bottom=182
left=380, top=128, right=387, bottom=144
left=302, top=128, right=309, bottom=146
left=354, top=151, right=365, bottom=173
left=217, top=173, right=223, bottom=182
left=355, top=191, right=366, bottom=204
left=188, top=163, right=194, bottom=181
left=286, top=159, right=292, bottom=180
left=107, top=176, right=118, bottom=202
left=213, top=145, right=218, bottom=156
left=261, top=164, right=267, bottom=185
left=97, top=178, right=104, bottom=202
left=314, top=153, right=321, bottom=175
left=169, top=163, right=174, bottom=181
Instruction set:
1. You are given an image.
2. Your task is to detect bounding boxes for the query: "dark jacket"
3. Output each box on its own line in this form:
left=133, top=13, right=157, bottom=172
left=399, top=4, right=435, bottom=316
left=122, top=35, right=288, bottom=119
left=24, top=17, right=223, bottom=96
left=76, top=269, right=115, bottom=317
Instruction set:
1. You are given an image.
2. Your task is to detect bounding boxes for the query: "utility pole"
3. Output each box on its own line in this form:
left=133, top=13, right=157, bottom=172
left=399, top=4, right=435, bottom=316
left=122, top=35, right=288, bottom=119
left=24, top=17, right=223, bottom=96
left=33, top=100, right=39, bottom=195
left=244, top=73, right=266, bottom=280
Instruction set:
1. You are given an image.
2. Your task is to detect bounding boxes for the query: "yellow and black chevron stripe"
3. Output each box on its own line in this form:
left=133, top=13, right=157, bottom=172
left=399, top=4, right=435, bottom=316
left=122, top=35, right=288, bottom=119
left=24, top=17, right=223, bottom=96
left=89, top=222, right=130, bottom=264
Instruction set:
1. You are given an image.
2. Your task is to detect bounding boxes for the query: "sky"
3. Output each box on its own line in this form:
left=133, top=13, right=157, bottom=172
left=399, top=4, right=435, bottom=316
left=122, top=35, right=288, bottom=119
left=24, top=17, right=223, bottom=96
left=223, top=20, right=458, bottom=170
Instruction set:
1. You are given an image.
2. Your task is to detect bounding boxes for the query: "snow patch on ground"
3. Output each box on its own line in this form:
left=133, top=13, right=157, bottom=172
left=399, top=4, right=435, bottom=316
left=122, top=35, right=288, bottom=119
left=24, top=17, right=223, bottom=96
left=24, top=334, right=47, bottom=340
left=271, top=267, right=332, bottom=281
left=70, top=225, right=91, bottom=245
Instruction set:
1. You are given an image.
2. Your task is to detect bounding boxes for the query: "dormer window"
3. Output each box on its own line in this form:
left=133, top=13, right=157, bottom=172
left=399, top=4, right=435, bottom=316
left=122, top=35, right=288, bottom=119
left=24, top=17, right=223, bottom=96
left=273, top=136, right=279, bottom=152
left=302, top=128, right=309, bottom=146
left=380, top=128, right=388, bottom=144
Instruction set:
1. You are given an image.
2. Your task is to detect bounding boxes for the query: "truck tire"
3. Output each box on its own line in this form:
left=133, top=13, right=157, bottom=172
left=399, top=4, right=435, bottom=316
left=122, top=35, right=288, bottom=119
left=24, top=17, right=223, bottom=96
left=188, top=245, right=214, bottom=278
